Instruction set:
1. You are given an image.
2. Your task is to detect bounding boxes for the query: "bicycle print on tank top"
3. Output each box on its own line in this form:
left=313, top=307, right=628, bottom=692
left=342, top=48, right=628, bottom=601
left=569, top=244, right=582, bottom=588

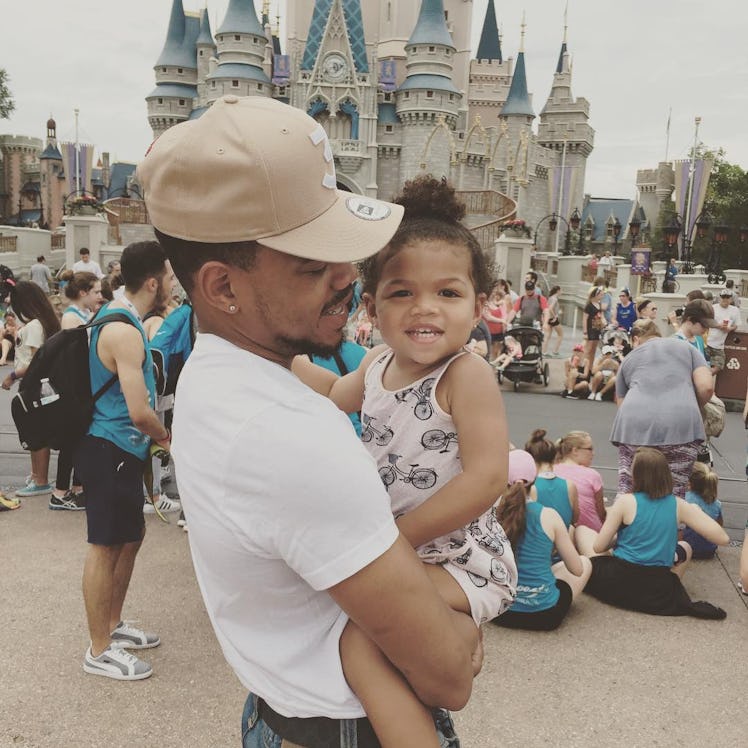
left=362, top=350, right=515, bottom=591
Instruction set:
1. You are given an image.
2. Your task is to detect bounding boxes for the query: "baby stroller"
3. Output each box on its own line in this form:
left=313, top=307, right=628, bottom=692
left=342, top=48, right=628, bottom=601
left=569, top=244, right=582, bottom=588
left=601, top=325, right=632, bottom=358
left=495, top=326, right=550, bottom=392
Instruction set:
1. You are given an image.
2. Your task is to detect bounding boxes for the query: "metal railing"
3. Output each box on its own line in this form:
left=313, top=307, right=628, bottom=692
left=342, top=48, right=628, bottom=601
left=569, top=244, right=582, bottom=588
left=456, top=189, right=517, bottom=252
left=0, top=236, right=18, bottom=251
left=51, top=234, right=65, bottom=249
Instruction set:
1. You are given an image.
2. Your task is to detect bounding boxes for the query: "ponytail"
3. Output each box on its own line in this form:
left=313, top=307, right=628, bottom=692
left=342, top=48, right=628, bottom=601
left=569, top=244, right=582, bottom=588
left=495, top=481, right=528, bottom=547
left=689, top=462, right=719, bottom=504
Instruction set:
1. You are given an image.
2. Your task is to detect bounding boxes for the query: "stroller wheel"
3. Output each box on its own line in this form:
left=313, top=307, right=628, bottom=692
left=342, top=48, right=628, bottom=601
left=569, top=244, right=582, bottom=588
left=543, top=363, right=550, bottom=386
left=513, top=379, right=520, bottom=392
left=497, top=369, right=504, bottom=384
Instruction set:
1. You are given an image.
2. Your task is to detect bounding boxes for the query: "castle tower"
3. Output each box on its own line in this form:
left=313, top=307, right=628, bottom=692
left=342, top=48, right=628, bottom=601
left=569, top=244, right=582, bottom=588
left=146, top=0, right=199, bottom=139
left=205, top=0, right=271, bottom=105
left=0, top=135, right=41, bottom=225
left=468, top=0, right=512, bottom=126
left=499, top=19, right=535, bottom=204
left=396, top=0, right=462, bottom=183
left=39, top=117, right=64, bottom=229
left=290, top=0, right=377, bottom=195
left=537, top=13, right=594, bottom=223
left=195, top=7, right=216, bottom=107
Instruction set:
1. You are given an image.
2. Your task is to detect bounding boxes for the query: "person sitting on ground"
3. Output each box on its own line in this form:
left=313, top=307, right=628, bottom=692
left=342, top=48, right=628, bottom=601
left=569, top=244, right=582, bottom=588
left=542, top=285, right=563, bottom=357
left=507, top=281, right=549, bottom=329
left=587, top=345, right=619, bottom=401
left=575, top=447, right=729, bottom=619
left=494, top=449, right=591, bottom=631
left=561, top=343, right=591, bottom=399
left=50, top=272, right=104, bottom=512
left=0, top=310, right=17, bottom=366
left=554, top=431, right=606, bottom=532
left=611, top=287, right=637, bottom=334
left=491, top=334, right=522, bottom=372
left=525, top=429, right=578, bottom=528
left=681, top=462, right=723, bottom=560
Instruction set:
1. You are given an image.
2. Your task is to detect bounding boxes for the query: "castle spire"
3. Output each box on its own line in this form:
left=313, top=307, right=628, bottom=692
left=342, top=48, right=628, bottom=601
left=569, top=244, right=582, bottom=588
left=476, top=0, right=502, bottom=63
left=408, top=0, right=455, bottom=48
left=500, top=19, right=534, bottom=118
left=196, top=5, right=214, bottom=46
left=302, top=1, right=369, bottom=74
left=556, top=3, right=569, bottom=73
left=156, top=0, right=195, bottom=68
left=217, top=0, right=265, bottom=36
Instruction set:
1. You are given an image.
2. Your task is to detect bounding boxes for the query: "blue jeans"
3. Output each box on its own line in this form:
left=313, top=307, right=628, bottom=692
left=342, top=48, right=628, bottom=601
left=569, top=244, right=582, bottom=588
left=240, top=693, right=460, bottom=748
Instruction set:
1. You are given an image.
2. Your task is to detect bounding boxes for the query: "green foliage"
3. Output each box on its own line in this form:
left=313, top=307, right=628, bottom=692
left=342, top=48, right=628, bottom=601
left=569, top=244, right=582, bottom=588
left=0, top=69, right=15, bottom=119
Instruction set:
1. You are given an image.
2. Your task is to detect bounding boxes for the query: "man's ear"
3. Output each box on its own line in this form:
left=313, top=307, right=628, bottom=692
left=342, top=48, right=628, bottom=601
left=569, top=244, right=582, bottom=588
left=195, top=261, right=238, bottom=313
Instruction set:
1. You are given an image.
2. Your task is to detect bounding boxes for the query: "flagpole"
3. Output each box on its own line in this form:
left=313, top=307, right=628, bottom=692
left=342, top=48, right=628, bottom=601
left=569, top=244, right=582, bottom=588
left=664, top=106, right=672, bottom=163
left=74, top=108, right=80, bottom=196
left=683, top=116, right=701, bottom=259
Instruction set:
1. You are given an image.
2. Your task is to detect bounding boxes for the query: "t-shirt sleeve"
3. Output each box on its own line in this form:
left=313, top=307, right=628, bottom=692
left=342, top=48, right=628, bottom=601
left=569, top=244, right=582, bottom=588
left=688, top=343, right=708, bottom=371
left=230, top=396, right=398, bottom=592
left=513, top=298, right=521, bottom=312
left=24, top=319, right=45, bottom=350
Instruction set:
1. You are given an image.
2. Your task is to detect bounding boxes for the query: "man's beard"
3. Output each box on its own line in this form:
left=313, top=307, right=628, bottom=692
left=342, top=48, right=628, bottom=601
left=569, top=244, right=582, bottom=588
left=277, top=328, right=345, bottom=359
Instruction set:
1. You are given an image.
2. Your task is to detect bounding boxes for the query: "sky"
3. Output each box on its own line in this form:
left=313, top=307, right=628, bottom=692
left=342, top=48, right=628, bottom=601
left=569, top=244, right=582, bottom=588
left=2, top=0, right=747, bottom=199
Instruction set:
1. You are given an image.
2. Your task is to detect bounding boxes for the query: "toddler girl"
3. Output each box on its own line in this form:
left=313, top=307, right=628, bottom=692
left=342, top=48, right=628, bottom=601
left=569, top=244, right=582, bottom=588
left=491, top=334, right=522, bottom=371
left=294, top=175, right=516, bottom=746
left=682, top=462, right=723, bottom=559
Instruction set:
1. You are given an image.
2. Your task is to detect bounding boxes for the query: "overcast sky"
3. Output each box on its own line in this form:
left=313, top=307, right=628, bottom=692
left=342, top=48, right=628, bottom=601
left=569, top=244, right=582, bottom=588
left=3, top=0, right=747, bottom=199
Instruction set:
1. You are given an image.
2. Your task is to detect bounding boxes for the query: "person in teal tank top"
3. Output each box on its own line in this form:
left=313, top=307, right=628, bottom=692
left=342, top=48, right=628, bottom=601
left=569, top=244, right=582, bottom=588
left=525, top=429, right=578, bottom=528
left=73, top=241, right=176, bottom=682
left=575, top=448, right=730, bottom=617
left=495, top=450, right=591, bottom=631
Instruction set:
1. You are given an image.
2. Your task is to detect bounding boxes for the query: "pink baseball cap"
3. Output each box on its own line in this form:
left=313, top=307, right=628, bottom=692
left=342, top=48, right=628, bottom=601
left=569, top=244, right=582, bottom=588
left=138, top=96, right=404, bottom=262
left=508, top=449, right=537, bottom=485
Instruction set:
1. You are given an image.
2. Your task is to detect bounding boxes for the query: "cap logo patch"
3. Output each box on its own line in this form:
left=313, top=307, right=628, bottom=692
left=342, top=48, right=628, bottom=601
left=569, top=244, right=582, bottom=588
left=346, top=196, right=392, bottom=221
left=309, top=124, right=337, bottom=189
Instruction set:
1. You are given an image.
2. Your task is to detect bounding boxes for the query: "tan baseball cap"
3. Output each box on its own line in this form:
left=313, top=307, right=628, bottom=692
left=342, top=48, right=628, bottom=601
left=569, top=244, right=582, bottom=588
left=137, top=95, right=403, bottom=262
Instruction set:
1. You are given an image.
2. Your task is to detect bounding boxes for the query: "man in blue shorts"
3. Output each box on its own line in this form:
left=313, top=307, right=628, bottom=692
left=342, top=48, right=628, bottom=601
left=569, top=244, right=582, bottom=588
left=75, top=241, right=175, bottom=681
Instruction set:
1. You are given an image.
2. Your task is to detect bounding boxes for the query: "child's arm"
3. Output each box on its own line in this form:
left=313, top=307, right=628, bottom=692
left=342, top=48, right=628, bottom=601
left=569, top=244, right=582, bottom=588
left=291, top=344, right=387, bottom=414
left=593, top=495, right=628, bottom=553
left=677, top=499, right=730, bottom=546
left=567, top=480, right=580, bottom=525
left=548, top=510, right=585, bottom=576
left=395, top=355, right=508, bottom=549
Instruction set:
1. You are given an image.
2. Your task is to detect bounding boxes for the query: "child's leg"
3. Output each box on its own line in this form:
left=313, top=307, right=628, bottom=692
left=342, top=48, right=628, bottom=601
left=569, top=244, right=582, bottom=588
left=552, top=556, right=592, bottom=599
left=340, top=622, right=440, bottom=748
left=671, top=540, right=692, bottom=579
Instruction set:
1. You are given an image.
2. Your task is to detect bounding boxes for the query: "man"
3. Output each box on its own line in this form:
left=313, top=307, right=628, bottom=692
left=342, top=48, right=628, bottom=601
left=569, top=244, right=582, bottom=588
left=725, top=279, right=741, bottom=308
left=29, top=255, right=53, bottom=293
left=74, top=241, right=175, bottom=681
left=707, top=289, right=741, bottom=376
left=507, top=280, right=549, bottom=328
left=137, top=96, right=478, bottom=745
left=73, top=247, right=104, bottom=278
left=663, top=258, right=678, bottom=292
left=598, top=250, right=613, bottom=273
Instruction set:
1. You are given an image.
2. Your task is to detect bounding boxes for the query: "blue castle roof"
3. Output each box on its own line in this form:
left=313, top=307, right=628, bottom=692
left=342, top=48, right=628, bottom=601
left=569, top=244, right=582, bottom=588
left=582, top=198, right=634, bottom=242
left=156, top=0, right=198, bottom=69
left=40, top=143, right=62, bottom=161
left=146, top=83, right=198, bottom=100
left=196, top=7, right=214, bottom=46
left=108, top=163, right=137, bottom=198
left=556, top=41, right=568, bottom=74
left=217, top=0, right=265, bottom=37
left=408, top=0, right=455, bottom=48
left=398, top=74, right=461, bottom=95
left=500, top=51, right=534, bottom=117
left=476, top=0, right=502, bottom=62
left=206, top=63, right=270, bottom=84
left=302, top=1, right=369, bottom=73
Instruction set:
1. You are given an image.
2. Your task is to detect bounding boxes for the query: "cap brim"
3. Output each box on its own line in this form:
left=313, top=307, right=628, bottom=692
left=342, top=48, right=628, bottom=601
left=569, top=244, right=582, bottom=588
left=699, top=318, right=720, bottom=328
left=257, top=191, right=404, bottom=263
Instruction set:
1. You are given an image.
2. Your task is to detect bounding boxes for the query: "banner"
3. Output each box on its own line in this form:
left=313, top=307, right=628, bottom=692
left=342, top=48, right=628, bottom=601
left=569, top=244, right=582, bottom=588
left=61, top=142, right=95, bottom=195
left=548, top=163, right=577, bottom=226
left=630, top=248, right=651, bottom=276
left=272, top=54, right=290, bottom=85
left=673, top=157, right=713, bottom=240
left=379, top=60, right=397, bottom=92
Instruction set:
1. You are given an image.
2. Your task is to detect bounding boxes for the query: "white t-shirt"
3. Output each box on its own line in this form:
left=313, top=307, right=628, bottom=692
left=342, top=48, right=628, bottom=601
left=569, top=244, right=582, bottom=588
left=172, top=334, right=398, bottom=719
left=15, top=318, right=45, bottom=370
left=708, top=303, right=741, bottom=349
left=72, top=258, right=104, bottom=278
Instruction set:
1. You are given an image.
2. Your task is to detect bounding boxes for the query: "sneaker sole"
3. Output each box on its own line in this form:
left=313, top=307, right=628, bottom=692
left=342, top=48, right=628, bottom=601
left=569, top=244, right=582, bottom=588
left=83, top=662, right=153, bottom=680
left=49, top=502, right=86, bottom=511
left=111, top=637, right=161, bottom=650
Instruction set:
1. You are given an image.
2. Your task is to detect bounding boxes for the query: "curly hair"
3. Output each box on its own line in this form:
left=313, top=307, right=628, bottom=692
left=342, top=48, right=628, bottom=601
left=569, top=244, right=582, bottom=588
left=358, top=175, right=495, bottom=297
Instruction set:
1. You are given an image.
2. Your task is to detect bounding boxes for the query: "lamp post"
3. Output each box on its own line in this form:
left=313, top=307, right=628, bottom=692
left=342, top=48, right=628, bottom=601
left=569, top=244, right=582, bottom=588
left=612, top=218, right=622, bottom=257
left=569, top=208, right=585, bottom=255
left=532, top=212, right=573, bottom=255
left=628, top=217, right=641, bottom=251
left=704, top=221, right=748, bottom=284
left=662, top=209, right=712, bottom=273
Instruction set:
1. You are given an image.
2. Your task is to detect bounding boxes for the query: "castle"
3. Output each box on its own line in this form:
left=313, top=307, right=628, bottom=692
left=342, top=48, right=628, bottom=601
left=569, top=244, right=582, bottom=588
left=146, top=0, right=596, bottom=252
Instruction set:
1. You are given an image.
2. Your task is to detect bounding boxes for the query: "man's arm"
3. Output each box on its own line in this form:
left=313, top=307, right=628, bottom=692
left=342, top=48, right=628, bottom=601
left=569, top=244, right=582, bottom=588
left=98, top=323, right=170, bottom=446
left=328, top=534, right=476, bottom=710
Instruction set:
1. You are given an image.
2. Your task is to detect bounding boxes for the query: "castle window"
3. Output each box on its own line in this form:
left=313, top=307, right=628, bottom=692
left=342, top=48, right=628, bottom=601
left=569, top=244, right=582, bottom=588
left=179, top=99, right=185, bottom=106
left=211, top=81, right=216, bottom=88
left=277, top=86, right=287, bottom=96
left=158, top=98, right=163, bottom=104
left=199, top=50, right=203, bottom=57
left=403, top=92, right=410, bottom=99
left=428, top=46, right=435, bottom=53
left=235, top=35, right=241, bottom=41
left=385, top=125, right=393, bottom=133
left=449, top=94, right=454, bottom=101
left=232, top=80, right=239, bottom=87
left=177, top=68, right=183, bottom=74
left=257, top=83, right=263, bottom=91
left=383, top=92, right=392, bottom=102
left=426, top=90, right=434, bottom=98
left=161, top=67, right=167, bottom=73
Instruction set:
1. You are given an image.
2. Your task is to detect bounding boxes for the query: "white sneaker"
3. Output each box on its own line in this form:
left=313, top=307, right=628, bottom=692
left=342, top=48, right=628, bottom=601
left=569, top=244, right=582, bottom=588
left=144, top=493, right=181, bottom=514
left=587, top=392, right=595, bottom=400
left=83, top=645, right=152, bottom=681
left=595, top=392, right=603, bottom=401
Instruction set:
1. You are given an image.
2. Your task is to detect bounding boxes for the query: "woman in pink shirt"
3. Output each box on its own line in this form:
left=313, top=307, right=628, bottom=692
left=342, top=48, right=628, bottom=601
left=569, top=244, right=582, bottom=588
left=554, top=431, right=606, bottom=531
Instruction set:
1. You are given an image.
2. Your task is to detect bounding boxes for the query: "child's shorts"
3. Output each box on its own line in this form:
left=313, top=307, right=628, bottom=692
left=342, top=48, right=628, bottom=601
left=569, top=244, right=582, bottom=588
left=443, top=560, right=516, bottom=626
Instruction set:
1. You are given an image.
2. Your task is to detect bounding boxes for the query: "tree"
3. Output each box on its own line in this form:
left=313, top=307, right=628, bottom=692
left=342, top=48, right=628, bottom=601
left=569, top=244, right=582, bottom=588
left=0, top=68, right=15, bottom=119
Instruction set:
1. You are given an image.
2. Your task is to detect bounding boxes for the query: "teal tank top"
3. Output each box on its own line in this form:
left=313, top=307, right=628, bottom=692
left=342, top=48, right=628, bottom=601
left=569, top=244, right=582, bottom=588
left=535, top=475, right=573, bottom=527
left=510, top=502, right=560, bottom=613
left=613, top=492, right=677, bottom=567
left=87, top=304, right=155, bottom=459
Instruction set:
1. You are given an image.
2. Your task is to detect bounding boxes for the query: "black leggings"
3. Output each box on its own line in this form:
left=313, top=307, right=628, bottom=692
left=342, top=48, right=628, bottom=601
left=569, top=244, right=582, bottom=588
left=493, top=580, right=573, bottom=631
left=55, top=447, right=81, bottom=492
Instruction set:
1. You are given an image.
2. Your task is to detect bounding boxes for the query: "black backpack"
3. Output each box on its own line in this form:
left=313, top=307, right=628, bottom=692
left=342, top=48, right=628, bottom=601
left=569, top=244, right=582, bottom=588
left=11, top=313, right=136, bottom=451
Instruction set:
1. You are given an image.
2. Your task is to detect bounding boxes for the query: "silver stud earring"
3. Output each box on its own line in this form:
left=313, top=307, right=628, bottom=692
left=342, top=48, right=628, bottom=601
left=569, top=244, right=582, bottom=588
left=228, top=304, right=237, bottom=313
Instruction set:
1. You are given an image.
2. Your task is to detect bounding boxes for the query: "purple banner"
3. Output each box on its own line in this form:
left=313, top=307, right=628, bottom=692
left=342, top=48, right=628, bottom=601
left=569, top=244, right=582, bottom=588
left=380, top=60, right=397, bottom=91
left=272, top=54, right=290, bottom=85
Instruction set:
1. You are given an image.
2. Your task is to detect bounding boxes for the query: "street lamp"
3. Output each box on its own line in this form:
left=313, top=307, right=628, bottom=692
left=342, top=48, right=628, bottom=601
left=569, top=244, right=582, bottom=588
left=569, top=208, right=585, bottom=255
left=662, top=209, right=712, bottom=273
left=704, top=221, right=748, bottom=284
left=628, top=217, right=641, bottom=250
left=532, top=212, right=573, bottom=255
left=612, top=218, right=622, bottom=256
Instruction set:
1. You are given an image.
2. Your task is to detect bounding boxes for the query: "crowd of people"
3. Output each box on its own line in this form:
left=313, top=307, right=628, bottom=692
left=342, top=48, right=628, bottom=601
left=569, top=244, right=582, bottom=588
left=0, top=95, right=746, bottom=747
